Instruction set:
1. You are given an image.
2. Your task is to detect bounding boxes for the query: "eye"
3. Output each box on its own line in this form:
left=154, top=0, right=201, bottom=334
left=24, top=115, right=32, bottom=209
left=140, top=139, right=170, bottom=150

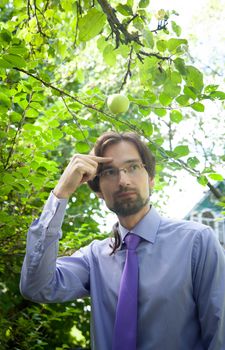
left=128, top=163, right=140, bottom=172
left=101, top=168, right=117, bottom=177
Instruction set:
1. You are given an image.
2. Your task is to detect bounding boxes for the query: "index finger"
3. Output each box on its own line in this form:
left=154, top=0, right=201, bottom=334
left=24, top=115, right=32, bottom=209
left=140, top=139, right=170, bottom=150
left=89, top=155, right=113, bottom=163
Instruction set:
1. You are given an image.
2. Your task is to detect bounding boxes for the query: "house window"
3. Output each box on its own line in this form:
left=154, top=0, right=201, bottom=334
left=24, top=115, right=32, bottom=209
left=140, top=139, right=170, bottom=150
left=201, top=210, right=215, bottom=230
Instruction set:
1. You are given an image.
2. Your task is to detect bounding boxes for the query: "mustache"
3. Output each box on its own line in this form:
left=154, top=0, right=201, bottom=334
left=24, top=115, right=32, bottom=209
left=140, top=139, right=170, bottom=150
left=114, top=187, right=137, bottom=196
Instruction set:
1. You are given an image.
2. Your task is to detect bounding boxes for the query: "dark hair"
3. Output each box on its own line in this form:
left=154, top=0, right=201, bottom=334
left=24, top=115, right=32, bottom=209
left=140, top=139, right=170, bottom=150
left=88, top=131, right=155, bottom=192
left=87, top=131, right=156, bottom=254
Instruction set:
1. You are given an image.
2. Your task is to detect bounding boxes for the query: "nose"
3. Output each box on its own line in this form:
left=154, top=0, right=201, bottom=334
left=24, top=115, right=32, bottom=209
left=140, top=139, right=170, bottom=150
left=118, top=169, right=131, bottom=186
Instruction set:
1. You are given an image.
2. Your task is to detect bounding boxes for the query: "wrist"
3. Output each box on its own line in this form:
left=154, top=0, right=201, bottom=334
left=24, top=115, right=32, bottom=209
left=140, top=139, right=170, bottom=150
left=53, top=189, right=70, bottom=199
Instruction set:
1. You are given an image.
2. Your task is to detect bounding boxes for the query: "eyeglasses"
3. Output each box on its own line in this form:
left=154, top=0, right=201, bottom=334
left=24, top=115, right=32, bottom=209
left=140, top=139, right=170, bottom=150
left=97, top=162, right=146, bottom=181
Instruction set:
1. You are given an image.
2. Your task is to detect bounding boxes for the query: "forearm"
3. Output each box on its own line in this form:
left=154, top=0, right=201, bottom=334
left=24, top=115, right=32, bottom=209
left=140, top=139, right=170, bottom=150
left=20, top=192, right=68, bottom=301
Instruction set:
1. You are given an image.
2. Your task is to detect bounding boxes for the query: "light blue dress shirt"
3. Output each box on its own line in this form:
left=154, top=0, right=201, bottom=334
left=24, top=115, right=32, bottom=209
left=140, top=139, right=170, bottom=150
left=20, top=192, right=225, bottom=350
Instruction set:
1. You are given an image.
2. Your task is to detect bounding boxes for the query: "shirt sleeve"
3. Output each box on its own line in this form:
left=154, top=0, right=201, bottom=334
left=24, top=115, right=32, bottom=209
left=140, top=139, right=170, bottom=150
left=192, top=227, right=225, bottom=349
left=20, top=191, right=91, bottom=303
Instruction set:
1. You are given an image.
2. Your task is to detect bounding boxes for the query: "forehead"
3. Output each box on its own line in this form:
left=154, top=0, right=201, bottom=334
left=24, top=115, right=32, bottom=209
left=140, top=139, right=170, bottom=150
left=102, top=141, right=141, bottom=166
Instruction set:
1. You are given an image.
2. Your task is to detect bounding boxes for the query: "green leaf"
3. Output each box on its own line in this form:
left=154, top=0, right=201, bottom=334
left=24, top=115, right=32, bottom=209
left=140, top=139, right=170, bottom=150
left=197, top=175, right=208, bottom=186
left=140, top=121, right=153, bottom=135
left=139, top=0, right=150, bottom=7
left=171, top=21, right=181, bottom=36
left=0, top=93, right=11, bottom=107
left=170, top=110, right=183, bottom=123
left=0, top=58, right=13, bottom=68
left=173, top=145, right=190, bottom=158
left=159, top=92, right=172, bottom=106
left=187, top=156, right=200, bottom=168
left=204, top=84, right=219, bottom=93
left=163, top=82, right=181, bottom=98
left=190, top=102, right=205, bottom=112
left=208, top=173, right=224, bottom=181
left=26, top=108, right=39, bottom=118
left=7, top=44, right=28, bottom=56
left=183, top=86, right=197, bottom=100
left=3, top=54, right=26, bottom=68
left=103, top=44, right=117, bottom=66
left=97, top=36, right=108, bottom=52
left=116, top=4, right=133, bottom=16
left=3, top=173, right=15, bottom=184
left=76, top=141, right=90, bottom=153
left=52, top=129, right=63, bottom=140
left=60, top=0, right=73, bottom=11
left=78, top=8, right=106, bottom=42
left=167, top=38, right=187, bottom=52
left=184, top=66, right=204, bottom=93
left=10, top=111, right=22, bottom=122
left=143, top=29, right=154, bottom=49
left=0, top=29, right=12, bottom=44
left=156, top=40, right=167, bottom=52
left=152, top=67, right=167, bottom=86
left=176, top=95, right=189, bottom=106
left=153, top=108, right=167, bottom=117
left=174, top=58, right=186, bottom=75
left=209, top=91, right=225, bottom=100
left=170, top=71, right=182, bottom=84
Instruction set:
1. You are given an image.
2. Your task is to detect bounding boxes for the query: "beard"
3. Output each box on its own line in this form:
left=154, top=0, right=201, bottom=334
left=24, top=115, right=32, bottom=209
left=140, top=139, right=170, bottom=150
left=108, top=188, right=150, bottom=217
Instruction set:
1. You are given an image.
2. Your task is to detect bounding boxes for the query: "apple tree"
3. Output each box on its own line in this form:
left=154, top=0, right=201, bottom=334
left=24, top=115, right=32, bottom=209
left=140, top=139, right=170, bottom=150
left=0, top=0, right=224, bottom=349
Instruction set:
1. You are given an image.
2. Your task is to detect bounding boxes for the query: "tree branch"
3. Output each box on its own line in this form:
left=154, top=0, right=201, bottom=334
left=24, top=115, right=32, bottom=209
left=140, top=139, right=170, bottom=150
left=13, top=67, right=221, bottom=196
left=97, top=0, right=142, bottom=48
left=120, top=46, right=133, bottom=91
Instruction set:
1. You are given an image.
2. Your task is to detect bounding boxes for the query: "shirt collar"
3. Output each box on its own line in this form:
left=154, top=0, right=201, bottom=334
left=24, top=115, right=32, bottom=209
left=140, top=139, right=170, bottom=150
left=118, top=206, right=161, bottom=244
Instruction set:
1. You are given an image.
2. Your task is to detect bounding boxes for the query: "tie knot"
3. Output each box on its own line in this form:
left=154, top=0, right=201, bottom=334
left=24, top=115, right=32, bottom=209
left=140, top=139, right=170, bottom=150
left=124, top=233, right=140, bottom=250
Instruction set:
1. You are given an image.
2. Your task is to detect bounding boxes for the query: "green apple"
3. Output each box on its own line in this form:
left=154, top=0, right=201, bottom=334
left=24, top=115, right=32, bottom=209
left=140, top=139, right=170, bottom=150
left=107, top=94, right=130, bottom=114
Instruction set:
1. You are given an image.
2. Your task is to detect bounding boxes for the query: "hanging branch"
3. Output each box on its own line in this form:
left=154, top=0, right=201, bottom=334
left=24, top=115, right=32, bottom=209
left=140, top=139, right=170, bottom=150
left=61, top=95, right=92, bottom=147
left=13, top=66, right=222, bottom=198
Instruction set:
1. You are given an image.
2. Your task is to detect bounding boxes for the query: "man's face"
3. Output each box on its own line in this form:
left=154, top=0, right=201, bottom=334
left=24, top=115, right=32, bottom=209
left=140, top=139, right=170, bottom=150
left=97, top=141, right=154, bottom=217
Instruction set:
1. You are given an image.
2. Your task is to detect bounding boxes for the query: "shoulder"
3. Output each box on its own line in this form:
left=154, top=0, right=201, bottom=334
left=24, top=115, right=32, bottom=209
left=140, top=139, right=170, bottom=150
left=159, top=215, right=214, bottom=238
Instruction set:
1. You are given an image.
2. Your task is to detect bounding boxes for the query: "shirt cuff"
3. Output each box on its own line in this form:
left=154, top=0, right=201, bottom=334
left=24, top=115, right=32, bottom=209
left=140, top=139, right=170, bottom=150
left=39, top=191, right=68, bottom=233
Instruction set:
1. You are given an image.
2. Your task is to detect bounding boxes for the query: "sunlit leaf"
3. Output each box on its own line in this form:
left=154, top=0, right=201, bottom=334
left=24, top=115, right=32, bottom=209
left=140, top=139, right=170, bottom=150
left=78, top=8, right=106, bottom=42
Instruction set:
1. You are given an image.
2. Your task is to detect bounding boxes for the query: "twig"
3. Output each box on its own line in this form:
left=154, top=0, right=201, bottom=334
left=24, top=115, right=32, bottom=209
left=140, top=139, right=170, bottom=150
left=74, top=2, right=80, bottom=47
left=120, top=46, right=133, bottom=91
left=33, top=0, right=49, bottom=38
left=61, top=95, right=92, bottom=147
left=151, top=19, right=168, bottom=34
left=4, top=93, right=33, bottom=170
left=27, top=0, right=32, bottom=19
left=138, top=50, right=172, bottom=62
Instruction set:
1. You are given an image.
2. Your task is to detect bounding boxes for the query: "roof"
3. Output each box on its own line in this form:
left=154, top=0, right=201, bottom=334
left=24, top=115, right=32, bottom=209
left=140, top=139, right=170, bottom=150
left=184, top=180, right=225, bottom=219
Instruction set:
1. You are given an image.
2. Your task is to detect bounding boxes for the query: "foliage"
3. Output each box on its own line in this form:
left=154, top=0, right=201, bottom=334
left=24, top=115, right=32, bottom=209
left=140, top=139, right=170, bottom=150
left=0, top=0, right=224, bottom=349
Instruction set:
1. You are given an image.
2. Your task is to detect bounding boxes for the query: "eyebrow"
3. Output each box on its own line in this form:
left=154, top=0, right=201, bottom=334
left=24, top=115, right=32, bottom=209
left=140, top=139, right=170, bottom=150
left=101, top=158, right=141, bottom=170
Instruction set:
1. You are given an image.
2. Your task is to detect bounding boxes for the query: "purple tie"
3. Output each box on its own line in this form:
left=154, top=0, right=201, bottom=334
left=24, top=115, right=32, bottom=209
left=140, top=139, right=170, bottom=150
left=112, top=233, right=141, bottom=350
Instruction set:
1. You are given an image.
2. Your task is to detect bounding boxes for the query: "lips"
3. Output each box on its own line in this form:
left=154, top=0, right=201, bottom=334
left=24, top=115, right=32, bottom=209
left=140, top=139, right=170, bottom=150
left=116, top=191, right=136, bottom=198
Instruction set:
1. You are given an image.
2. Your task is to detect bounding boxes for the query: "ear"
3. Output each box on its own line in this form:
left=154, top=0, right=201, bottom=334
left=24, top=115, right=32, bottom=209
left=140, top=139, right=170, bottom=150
left=149, top=177, right=155, bottom=190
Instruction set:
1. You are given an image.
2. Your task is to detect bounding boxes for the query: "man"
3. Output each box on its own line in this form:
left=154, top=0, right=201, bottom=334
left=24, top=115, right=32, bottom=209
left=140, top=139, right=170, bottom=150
left=20, top=131, right=225, bottom=350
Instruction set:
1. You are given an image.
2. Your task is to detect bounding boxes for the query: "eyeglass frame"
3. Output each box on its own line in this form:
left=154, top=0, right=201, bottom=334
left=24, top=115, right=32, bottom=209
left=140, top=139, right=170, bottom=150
left=96, top=161, right=146, bottom=181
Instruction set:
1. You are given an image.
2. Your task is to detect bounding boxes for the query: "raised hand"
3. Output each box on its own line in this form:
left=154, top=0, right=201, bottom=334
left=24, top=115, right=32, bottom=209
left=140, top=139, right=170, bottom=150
left=53, top=154, right=112, bottom=199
